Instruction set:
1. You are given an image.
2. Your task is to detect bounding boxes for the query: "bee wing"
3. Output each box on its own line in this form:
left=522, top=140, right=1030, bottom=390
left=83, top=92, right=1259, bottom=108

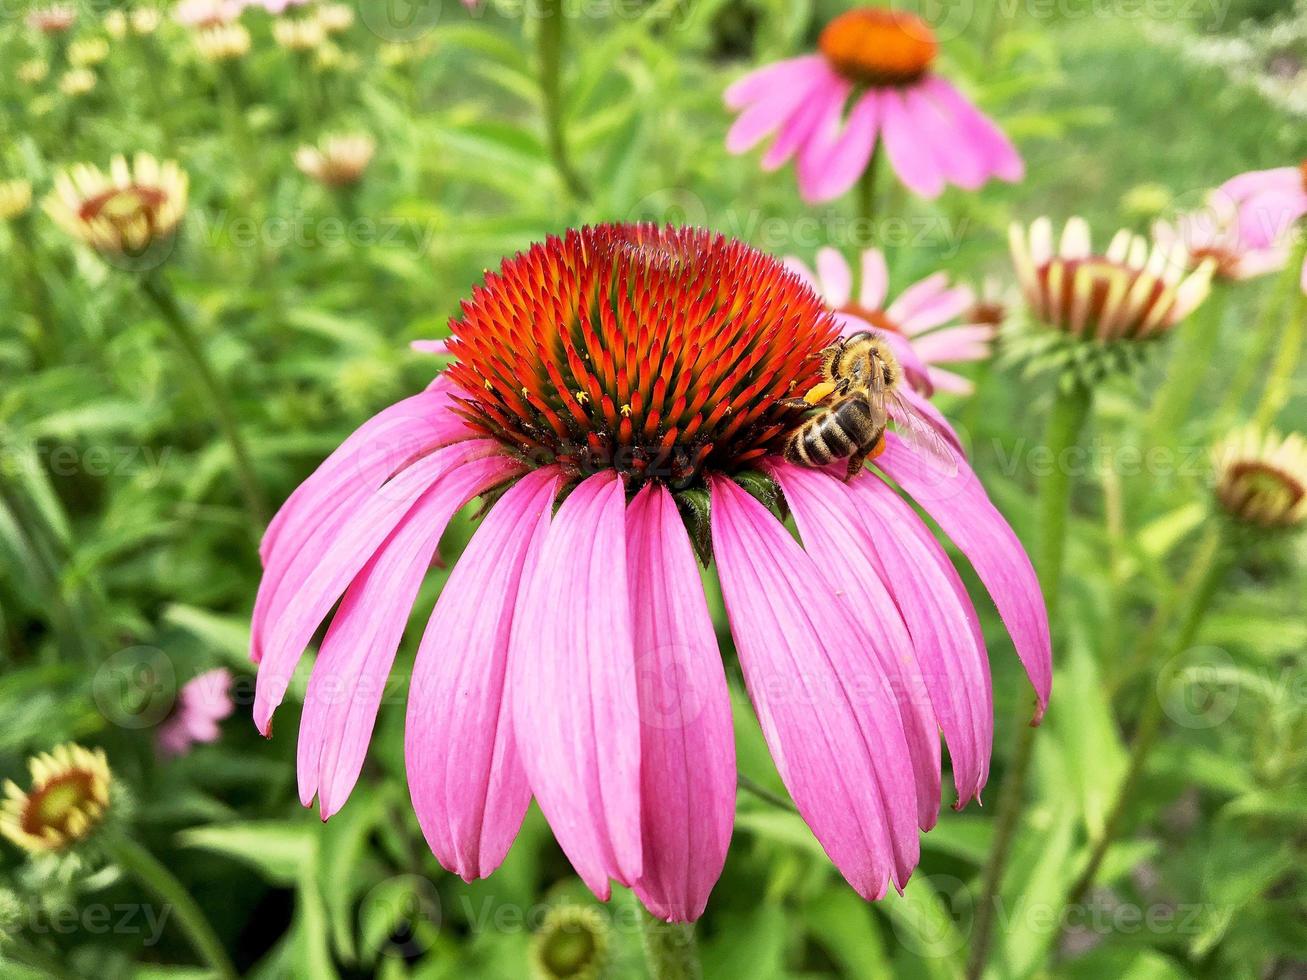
left=886, top=387, right=960, bottom=477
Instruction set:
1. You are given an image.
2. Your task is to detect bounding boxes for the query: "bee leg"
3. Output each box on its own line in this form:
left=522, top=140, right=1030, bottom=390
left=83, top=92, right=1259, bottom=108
left=843, top=436, right=885, bottom=481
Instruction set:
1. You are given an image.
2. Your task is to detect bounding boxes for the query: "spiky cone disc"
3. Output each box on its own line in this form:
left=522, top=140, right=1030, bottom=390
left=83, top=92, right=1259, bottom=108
left=44, top=154, right=188, bottom=269
left=1007, top=216, right=1214, bottom=387
left=444, top=224, right=838, bottom=492
left=1212, top=427, right=1307, bottom=530
left=1, top=744, right=111, bottom=854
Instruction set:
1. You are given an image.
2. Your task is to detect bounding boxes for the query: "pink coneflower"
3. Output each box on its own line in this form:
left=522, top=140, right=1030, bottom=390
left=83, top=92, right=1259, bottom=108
left=1154, top=191, right=1288, bottom=282
left=158, top=669, right=236, bottom=757
left=174, top=0, right=242, bottom=29
left=251, top=225, right=1051, bottom=921
left=785, top=246, right=995, bottom=395
left=1219, top=163, right=1307, bottom=291
left=26, top=5, right=76, bottom=34
left=724, top=7, right=1023, bottom=203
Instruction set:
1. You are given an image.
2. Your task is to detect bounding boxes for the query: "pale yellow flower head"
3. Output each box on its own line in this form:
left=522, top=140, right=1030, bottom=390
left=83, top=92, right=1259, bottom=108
left=1, top=744, right=111, bottom=853
left=273, top=16, right=326, bottom=51
left=295, top=133, right=376, bottom=188
left=316, top=3, right=354, bottom=33
left=0, top=180, right=33, bottom=221
left=69, top=36, right=111, bottom=68
left=59, top=68, right=98, bottom=97
left=18, top=59, right=50, bottom=85
left=1213, top=427, right=1307, bottom=530
left=195, top=22, right=251, bottom=61
left=45, top=153, right=189, bottom=260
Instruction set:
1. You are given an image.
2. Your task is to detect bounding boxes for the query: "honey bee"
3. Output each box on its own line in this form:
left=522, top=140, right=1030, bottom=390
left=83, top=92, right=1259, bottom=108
left=782, top=331, right=954, bottom=479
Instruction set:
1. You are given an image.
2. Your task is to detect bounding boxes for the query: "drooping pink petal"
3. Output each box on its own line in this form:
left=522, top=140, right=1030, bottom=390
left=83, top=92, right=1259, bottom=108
left=626, top=485, right=735, bottom=922
left=815, top=247, right=853, bottom=309
left=405, top=468, right=559, bottom=880
left=797, top=92, right=879, bottom=203
left=296, top=451, right=522, bottom=818
left=410, top=339, right=450, bottom=355
left=783, top=257, right=820, bottom=293
left=879, top=87, right=945, bottom=198
left=885, top=272, right=950, bottom=325
left=859, top=248, right=889, bottom=309
left=253, top=386, right=471, bottom=662
left=769, top=463, right=942, bottom=830
left=900, top=285, right=977, bottom=335
left=902, top=85, right=987, bottom=190
left=723, top=55, right=826, bottom=110
left=875, top=434, right=1052, bottom=720
left=841, top=473, right=993, bottom=805
left=253, top=439, right=507, bottom=734
left=1232, top=187, right=1307, bottom=250
left=1218, top=166, right=1301, bottom=204
left=509, top=472, right=643, bottom=899
left=710, top=477, right=919, bottom=896
left=921, top=77, right=1024, bottom=184
left=911, top=324, right=995, bottom=364
left=727, top=88, right=811, bottom=155
left=926, top=366, right=974, bottom=395
left=762, top=73, right=848, bottom=171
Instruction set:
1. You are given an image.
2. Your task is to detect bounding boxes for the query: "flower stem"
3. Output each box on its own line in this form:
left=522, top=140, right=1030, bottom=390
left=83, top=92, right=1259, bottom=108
left=1253, top=288, right=1306, bottom=430
left=965, top=378, right=1093, bottom=980
left=1148, top=283, right=1227, bottom=436
left=102, top=833, right=237, bottom=980
left=856, top=145, right=880, bottom=230
left=639, top=907, right=702, bottom=980
left=537, top=0, right=588, bottom=201
left=1056, top=524, right=1230, bottom=945
left=139, top=271, right=268, bottom=529
left=1218, top=235, right=1307, bottom=423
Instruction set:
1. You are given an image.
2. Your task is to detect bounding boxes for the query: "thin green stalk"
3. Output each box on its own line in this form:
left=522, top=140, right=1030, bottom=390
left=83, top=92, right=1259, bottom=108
left=639, top=907, right=702, bottom=980
left=102, top=834, right=237, bottom=980
left=738, top=773, right=797, bottom=813
left=1056, top=525, right=1231, bottom=944
left=856, top=145, right=881, bottom=231
left=1254, top=288, right=1306, bottom=429
left=13, top=215, right=63, bottom=367
left=966, top=379, right=1093, bottom=980
left=139, top=272, right=268, bottom=529
left=1219, top=236, right=1307, bottom=422
left=537, top=0, right=588, bottom=201
left=2, top=937, right=77, bottom=979
left=1148, top=284, right=1227, bottom=436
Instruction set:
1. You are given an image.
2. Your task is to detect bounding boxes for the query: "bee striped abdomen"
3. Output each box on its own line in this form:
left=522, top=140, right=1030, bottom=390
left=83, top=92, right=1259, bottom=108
left=784, top=394, right=873, bottom=466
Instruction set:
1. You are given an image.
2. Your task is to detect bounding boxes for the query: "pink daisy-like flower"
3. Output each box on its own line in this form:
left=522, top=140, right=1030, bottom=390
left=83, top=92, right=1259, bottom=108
left=1154, top=191, right=1288, bottom=283
left=158, top=669, right=236, bottom=757
left=785, top=246, right=995, bottom=395
left=724, top=7, right=1023, bottom=203
left=251, top=224, right=1050, bottom=921
left=174, top=0, right=242, bottom=29
left=1219, top=163, right=1307, bottom=292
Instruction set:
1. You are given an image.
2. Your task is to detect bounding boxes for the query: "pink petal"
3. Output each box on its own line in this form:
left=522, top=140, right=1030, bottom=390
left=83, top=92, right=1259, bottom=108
left=910, top=325, right=994, bottom=364
left=885, top=272, right=950, bottom=325
left=1218, top=166, right=1301, bottom=204
left=406, top=468, right=559, bottom=879
left=723, top=55, right=826, bottom=110
left=921, top=77, right=1024, bottom=184
left=769, top=463, right=942, bottom=830
left=761, top=73, right=848, bottom=171
left=1234, top=187, right=1307, bottom=250
left=839, top=472, right=993, bottom=805
left=875, top=434, right=1052, bottom=720
left=509, top=472, right=643, bottom=899
left=296, top=452, right=525, bottom=818
left=783, top=257, right=820, bottom=293
left=727, top=89, right=810, bottom=155
left=253, top=387, right=470, bottom=662
left=409, top=339, right=449, bottom=355
left=926, top=366, right=974, bottom=395
left=254, top=440, right=510, bottom=734
left=879, top=88, right=946, bottom=198
left=626, top=485, right=735, bottom=922
left=710, top=477, right=919, bottom=896
left=797, top=91, right=879, bottom=203
left=815, top=247, right=853, bottom=308
left=900, top=285, right=977, bottom=336
left=859, top=248, right=889, bottom=309
left=902, top=85, right=987, bottom=190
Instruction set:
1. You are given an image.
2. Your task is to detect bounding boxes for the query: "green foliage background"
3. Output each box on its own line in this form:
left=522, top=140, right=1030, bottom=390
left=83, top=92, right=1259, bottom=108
left=0, top=0, right=1303, bottom=977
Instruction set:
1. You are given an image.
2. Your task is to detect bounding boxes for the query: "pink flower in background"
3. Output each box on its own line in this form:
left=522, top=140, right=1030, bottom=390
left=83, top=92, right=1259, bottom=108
left=1218, top=164, right=1307, bottom=291
left=1154, top=191, right=1288, bottom=283
left=242, top=0, right=312, bottom=12
left=785, top=246, right=996, bottom=395
left=250, top=225, right=1050, bottom=922
left=174, top=0, right=241, bottom=28
left=724, top=7, right=1023, bottom=203
left=158, top=669, right=235, bottom=757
